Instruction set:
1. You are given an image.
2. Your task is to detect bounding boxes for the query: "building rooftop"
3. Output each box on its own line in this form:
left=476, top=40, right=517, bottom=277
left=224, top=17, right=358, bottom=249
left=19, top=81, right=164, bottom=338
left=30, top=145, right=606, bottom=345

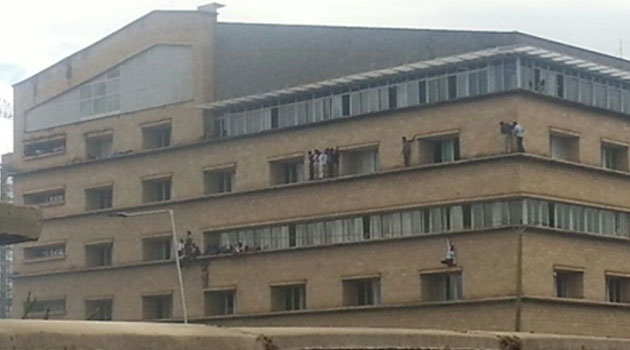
left=13, top=9, right=630, bottom=102
left=214, top=22, right=630, bottom=100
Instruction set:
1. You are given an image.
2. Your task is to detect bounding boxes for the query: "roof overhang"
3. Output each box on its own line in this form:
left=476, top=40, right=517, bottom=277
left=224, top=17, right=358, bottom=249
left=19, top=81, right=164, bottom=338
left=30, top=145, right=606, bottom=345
left=0, top=203, right=42, bottom=245
left=199, top=45, right=630, bottom=112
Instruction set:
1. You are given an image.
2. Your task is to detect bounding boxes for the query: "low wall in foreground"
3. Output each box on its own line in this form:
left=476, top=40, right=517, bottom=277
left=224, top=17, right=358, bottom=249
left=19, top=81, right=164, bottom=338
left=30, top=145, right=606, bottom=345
left=2, top=320, right=630, bottom=350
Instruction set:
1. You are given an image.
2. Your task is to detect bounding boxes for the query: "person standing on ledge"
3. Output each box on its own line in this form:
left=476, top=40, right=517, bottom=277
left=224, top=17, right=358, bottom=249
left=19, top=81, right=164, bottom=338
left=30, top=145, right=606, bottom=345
left=401, top=136, right=414, bottom=167
left=512, top=121, right=525, bottom=152
left=499, top=121, right=513, bottom=153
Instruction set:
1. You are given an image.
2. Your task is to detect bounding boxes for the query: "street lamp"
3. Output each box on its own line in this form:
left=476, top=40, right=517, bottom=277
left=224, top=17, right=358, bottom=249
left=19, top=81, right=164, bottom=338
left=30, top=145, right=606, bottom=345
left=111, top=209, right=188, bottom=324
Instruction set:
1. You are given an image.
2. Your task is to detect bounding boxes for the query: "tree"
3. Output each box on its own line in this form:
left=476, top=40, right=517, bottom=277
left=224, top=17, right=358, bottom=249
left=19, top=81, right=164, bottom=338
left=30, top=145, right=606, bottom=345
left=0, top=99, right=11, bottom=120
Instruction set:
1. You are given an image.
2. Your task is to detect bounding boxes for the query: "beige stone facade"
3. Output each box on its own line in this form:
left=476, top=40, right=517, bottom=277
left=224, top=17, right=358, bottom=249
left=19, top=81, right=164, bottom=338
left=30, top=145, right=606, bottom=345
left=7, top=5, right=630, bottom=339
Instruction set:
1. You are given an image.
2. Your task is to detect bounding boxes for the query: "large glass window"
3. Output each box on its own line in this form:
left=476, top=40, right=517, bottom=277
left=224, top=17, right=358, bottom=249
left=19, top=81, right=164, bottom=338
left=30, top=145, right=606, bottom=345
left=80, top=67, right=120, bottom=119
left=203, top=198, right=630, bottom=257
left=210, top=60, right=525, bottom=139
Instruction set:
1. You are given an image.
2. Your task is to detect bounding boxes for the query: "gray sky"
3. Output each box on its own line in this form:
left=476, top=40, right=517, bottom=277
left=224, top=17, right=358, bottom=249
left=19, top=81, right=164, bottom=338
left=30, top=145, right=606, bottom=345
left=2, top=0, right=630, bottom=157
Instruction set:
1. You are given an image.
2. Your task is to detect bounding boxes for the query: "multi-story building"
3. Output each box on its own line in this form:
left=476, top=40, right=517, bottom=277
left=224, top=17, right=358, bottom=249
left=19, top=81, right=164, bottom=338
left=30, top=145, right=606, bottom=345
left=0, top=155, right=15, bottom=318
left=0, top=246, right=11, bottom=318
left=6, top=3, right=630, bottom=337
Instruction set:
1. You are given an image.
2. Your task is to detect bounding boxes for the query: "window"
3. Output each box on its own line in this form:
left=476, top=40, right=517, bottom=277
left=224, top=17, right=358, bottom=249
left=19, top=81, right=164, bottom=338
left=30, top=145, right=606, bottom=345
left=432, top=137, right=460, bottom=163
left=204, top=199, right=630, bottom=256
left=270, top=107, right=279, bottom=129
left=142, top=122, right=171, bottom=150
left=343, top=277, right=380, bottom=306
left=341, top=94, right=351, bottom=116
left=418, top=135, right=460, bottom=164
left=23, top=188, right=65, bottom=206
left=447, top=75, right=457, bottom=100
left=340, top=147, right=379, bottom=175
left=601, top=143, right=628, bottom=171
left=142, top=236, right=172, bottom=261
left=142, top=177, right=171, bottom=203
left=142, top=294, right=172, bottom=320
left=203, top=168, right=234, bottom=194
left=421, top=271, right=463, bottom=301
left=204, top=289, right=235, bottom=315
left=85, top=186, right=113, bottom=210
left=270, top=158, right=304, bottom=185
left=606, top=275, right=630, bottom=303
left=418, top=80, right=427, bottom=104
left=23, top=243, right=66, bottom=261
left=85, top=242, right=113, bottom=267
left=554, top=269, right=583, bottom=298
left=204, top=111, right=227, bottom=139
left=550, top=133, right=579, bottom=162
left=85, top=132, right=113, bottom=160
left=213, top=117, right=227, bottom=137
left=29, top=298, right=66, bottom=317
left=271, top=284, right=306, bottom=311
left=556, top=74, right=564, bottom=98
left=388, top=86, right=397, bottom=109
left=25, top=46, right=192, bottom=132
left=80, top=67, right=120, bottom=119
left=85, top=299, right=113, bottom=320
left=23, top=137, right=66, bottom=158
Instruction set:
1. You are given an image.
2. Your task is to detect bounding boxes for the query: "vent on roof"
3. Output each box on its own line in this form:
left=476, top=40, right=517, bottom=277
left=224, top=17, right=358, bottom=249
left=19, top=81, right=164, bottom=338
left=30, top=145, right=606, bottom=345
left=197, top=3, right=225, bottom=14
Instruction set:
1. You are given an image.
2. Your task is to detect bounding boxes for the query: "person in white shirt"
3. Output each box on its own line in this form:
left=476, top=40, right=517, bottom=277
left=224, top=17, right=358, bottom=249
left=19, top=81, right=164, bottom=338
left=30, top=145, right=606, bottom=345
left=440, top=238, right=456, bottom=267
left=512, top=121, right=525, bottom=152
left=313, top=149, right=322, bottom=179
left=177, top=239, right=185, bottom=257
left=499, top=121, right=513, bottom=153
left=318, top=150, right=328, bottom=179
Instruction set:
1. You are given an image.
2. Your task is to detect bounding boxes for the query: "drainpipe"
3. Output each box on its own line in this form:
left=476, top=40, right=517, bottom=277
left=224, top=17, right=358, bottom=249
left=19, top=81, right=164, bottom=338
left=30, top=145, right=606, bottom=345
left=514, top=229, right=524, bottom=331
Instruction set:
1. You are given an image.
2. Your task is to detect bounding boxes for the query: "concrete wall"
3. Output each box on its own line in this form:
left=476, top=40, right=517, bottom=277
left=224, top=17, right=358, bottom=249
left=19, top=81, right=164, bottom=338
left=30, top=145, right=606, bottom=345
left=521, top=298, right=630, bottom=338
left=12, top=230, right=518, bottom=320
left=12, top=10, right=216, bottom=172
left=13, top=95, right=630, bottom=219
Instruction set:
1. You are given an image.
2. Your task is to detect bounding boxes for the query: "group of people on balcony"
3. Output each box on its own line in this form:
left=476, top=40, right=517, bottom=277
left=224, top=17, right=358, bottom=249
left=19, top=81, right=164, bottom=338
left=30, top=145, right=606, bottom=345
left=205, top=242, right=262, bottom=256
left=308, top=147, right=340, bottom=180
left=500, top=121, right=525, bottom=153
left=177, top=231, right=201, bottom=266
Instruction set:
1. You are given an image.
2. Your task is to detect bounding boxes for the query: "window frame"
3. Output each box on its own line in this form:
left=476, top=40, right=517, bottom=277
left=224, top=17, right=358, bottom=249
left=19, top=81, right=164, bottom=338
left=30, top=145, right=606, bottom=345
left=23, top=136, right=67, bottom=160
left=342, top=276, right=381, bottom=307
left=141, top=293, right=173, bottom=320
left=420, top=269, right=463, bottom=302
left=270, top=283, right=306, bottom=312
left=23, top=242, right=67, bottom=262
left=204, top=288, right=236, bottom=316
left=203, top=165, right=236, bottom=195
left=554, top=267, right=584, bottom=299
left=141, top=120, right=172, bottom=150
left=141, top=175, right=172, bottom=203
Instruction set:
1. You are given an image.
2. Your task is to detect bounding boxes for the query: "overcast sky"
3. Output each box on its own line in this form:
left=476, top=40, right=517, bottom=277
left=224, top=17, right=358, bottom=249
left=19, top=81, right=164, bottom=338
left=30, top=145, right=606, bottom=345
left=2, top=0, right=630, bottom=157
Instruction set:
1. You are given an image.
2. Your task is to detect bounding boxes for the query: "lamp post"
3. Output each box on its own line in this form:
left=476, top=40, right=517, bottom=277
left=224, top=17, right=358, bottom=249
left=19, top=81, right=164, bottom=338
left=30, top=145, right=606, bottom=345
left=112, top=209, right=188, bottom=324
